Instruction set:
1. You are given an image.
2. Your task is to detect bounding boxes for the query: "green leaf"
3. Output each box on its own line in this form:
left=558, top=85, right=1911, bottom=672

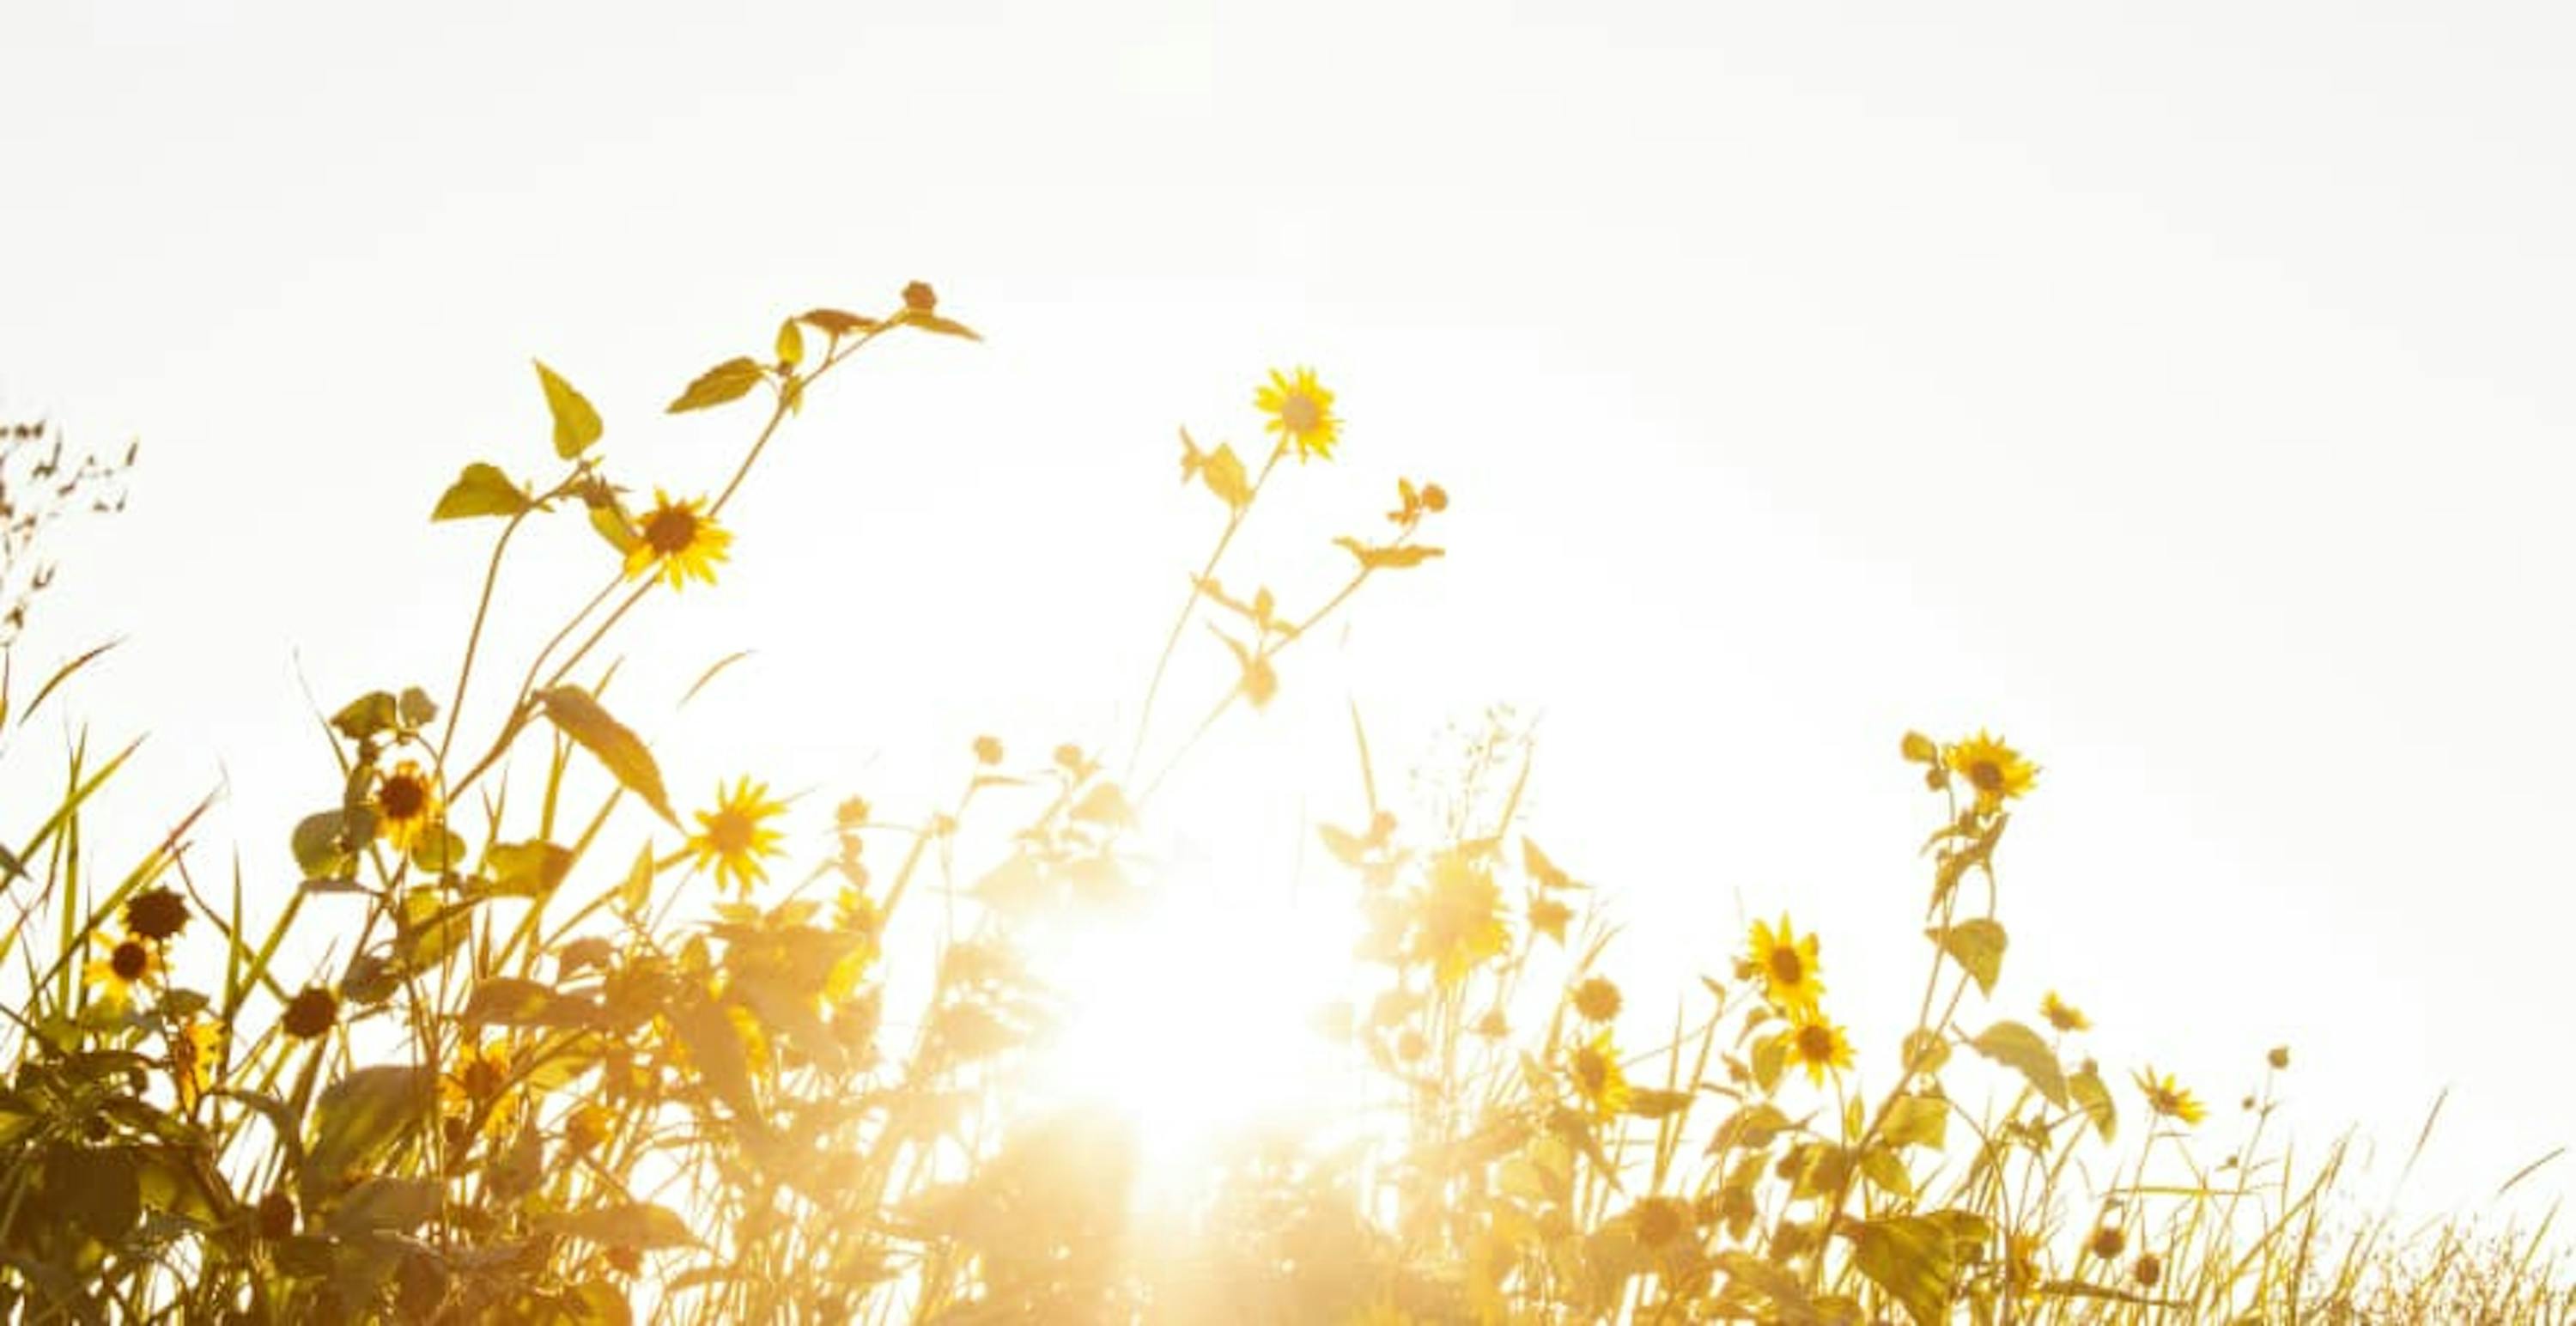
left=2069, top=1061, right=2118, bottom=1143
left=331, top=690, right=401, bottom=742
left=1928, top=917, right=2007, bottom=995
left=666, top=356, right=768, bottom=413
left=303, top=1065, right=433, bottom=1204
left=897, top=311, right=983, bottom=342
left=463, top=977, right=562, bottom=1027
left=484, top=839, right=574, bottom=897
left=535, top=360, right=604, bottom=458
left=1859, top=1142, right=1916, bottom=1199
left=667, top=992, right=757, bottom=1118
left=431, top=462, right=535, bottom=521
left=1851, top=1214, right=1965, bottom=1326
left=534, top=686, right=677, bottom=826
left=540, top=1201, right=698, bottom=1251
left=799, top=307, right=879, bottom=338
left=1970, top=1019, right=2069, bottom=1108
left=407, top=826, right=468, bottom=874
left=397, top=685, right=439, bottom=727
left=1881, top=1092, right=1949, bottom=1151
left=1709, top=1101, right=1794, bottom=1153
left=291, top=807, right=373, bottom=879
left=330, top=1175, right=439, bottom=1234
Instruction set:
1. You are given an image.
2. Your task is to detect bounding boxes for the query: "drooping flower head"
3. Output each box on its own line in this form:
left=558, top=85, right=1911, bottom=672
left=623, top=490, right=732, bottom=590
left=2133, top=1066, right=2206, bottom=1126
left=2040, top=990, right=2090, bottom=1034
left=1255, top=366, right=1341, bottom=462
left=690, top=776, right=788, bottom=897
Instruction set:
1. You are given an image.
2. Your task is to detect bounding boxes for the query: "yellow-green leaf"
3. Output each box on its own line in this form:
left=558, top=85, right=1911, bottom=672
left=534, top=686, right=677, bottom=826
left=331, top=690, right=400, bottom=741
left=1860, top=1142, right=1917, bottom=1199
left=2069, top=1061, right=2118, bottom=1143
left=432, top=462, right=535, bottom=521
left=666, top=356, right=768, bottom=414
left=799, top=307, right=879, bottom=338
left=898, top=310, right=982, bottom=341
left=541, top=1201, right=697, bottom=1251
left=775, top=318, right=805, bottom=369
left=302, top=1065, right=433, bottom=1204
left=1881, top=1092, right=1949, bottom=1151
left=484, top=840, right=574, bottom=897
left=1971, top=1019, right=2069, bottom=1107
left=1851, top=1214, right=1965, bottom=1326
left=534, top=360, right=603, bottom=459
left=1929, top=917, right=2008, bottom=995
left=1333, top=536, right=1446, bottom=570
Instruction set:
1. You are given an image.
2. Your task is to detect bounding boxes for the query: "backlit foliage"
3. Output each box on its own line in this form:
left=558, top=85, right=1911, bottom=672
left=0, top=287, right=2564, bottom=1323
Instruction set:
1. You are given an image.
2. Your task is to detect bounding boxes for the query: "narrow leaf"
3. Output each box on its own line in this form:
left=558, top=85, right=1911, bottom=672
left=535, top=686, right=677, bottom=826
left=666, top=357, right=767, bottom=413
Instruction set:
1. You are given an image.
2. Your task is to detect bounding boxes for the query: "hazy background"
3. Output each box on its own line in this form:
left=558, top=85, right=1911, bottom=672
left=4, top=2, right=2571, bottom=1221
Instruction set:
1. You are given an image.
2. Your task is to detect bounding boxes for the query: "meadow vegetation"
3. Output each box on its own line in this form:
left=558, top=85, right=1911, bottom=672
left=0, top=289, right=2567, bottom=1323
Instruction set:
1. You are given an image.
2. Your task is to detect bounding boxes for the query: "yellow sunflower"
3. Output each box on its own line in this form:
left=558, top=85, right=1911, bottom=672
left=2040, top=990, right=2090, bottom=1034
left=1413, top=849, right=1509, bottom=987
left=1777, top=1008, right=1854, bottom=1086
left=171, top=1016, right=225, bottom=1110
left=2133, top=1066, right=2206, bottom=1126
left=440, top=1037, right=523, bottom=1138
left=83, top=931, right=163, bottom=1009
left=1944, top=730, right=2038, bottom=810
left=372, top=759, right=443, bottom=853
left=1255, top=366, right=1341, bottom=462
left=1746, top=914, right=1825, bottom=1013
left=1567, top=1029, right=1632, bottom=1122
left=623, top=489, right=732, bottom=589
left=690, top=776, right=788, bottom=897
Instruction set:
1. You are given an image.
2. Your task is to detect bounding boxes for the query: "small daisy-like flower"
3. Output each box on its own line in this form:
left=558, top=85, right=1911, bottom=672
left=689, top=776, right=788, bottom=897
left=622, top=490, right=732, bottom=590
left=2087, top=1225, right=2128, bottom=1260
left=1255, top=366, right=1341, bottom=462
left=372, top=759, right=442, bottom=854
left=1413, top=850, right=1509, bottom=987
left=1746, top=915, right=1825, bottom=1014
left=1568, top=1030, right=1632, bottom=1122
left=440, top=1038, right=523, bottom=1137
left=1944, top=730, right=2038, bottom=810
left=125, top=885, right=191, bottom=942
left=2041, top=990, right=2091, bottom=1034
left=1571, top=976, right=1623, bottom=1023
left=2134, top=1066, right=2207, bottom=1126
left=281, top=986, right=341, bottom=1040
left=84, top=932, right=163, bottom=1009
left=1777, top=1008, right=1855, bottom=1086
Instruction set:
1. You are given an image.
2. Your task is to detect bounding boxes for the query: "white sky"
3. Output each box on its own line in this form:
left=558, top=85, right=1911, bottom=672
left=5, top=2, right=2573, bottom=1224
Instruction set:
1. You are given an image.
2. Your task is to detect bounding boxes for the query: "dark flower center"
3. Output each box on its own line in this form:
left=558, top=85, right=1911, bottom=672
left=1573, top=1048, right=1609, bottom=1096
left=1768, top=946, right=1805, bottom=986
left=706, top=810, right=757, bottom=856
left=1967, top=759, right=2005, bottom=792
left=644, top=506, right=701, bottom=555
left=1280, top=393, right=1322, bottom=435
left=379, top=774, right=428, bottom=820
left=1795, top=1024, right=1836, bottom=1063
left=111, top=940, right=151, bottom=982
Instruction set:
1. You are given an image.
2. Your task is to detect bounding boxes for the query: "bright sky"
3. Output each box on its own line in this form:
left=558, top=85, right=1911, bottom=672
left=5, top=3, right=2573, bottom=1225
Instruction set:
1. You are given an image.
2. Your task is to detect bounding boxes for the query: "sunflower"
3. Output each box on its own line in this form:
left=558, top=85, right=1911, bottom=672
left=440, top=1037, right=523, bottom=1136
left=1746, top=914, right=1825, bottom=1013
left=1413, top=849, right=1509, bottom=987
left=690, top=776, right=788, bottom=897
left=2133, top=1066, right=2206, bottom=1126
left=125, top=885, right=191, bottom=942
left=1567, top=1030, right=1631, bottom=1122
left=83, top=931, right=163, bottom=1009
left=1571, top=976, right=1623, bottom=1023
left=372, top=759, right=442, bottom=853
left=1255, top=366, right=1341, bottom=462
left=1777, top=1008, right=1854, bottom=1086
left=280, top=985, right=341, bottom=1040
left=623, top=490, right=732, bottom=590
left=2040, top=990, right=2090, bottom=1034
left=1944, top=730, right=2038, bottom=810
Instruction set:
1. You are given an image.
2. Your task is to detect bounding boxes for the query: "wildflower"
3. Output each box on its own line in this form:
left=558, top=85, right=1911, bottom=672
left=622, top=490, right=732, bottom=590
left=124, top=885, right=191, bottom=942
left=1777, top=1008, right=1855, bottom=1086
left=1255, top=366, right=1341, bottom=462
left=1571, top=976, right=1623, bottom=1023
left=2134, top=1066, right=2207, bottom=1126
left=564, top=1104, right=617, bottom=1156
left=372, top=759, right=442, bottom=854
left=1528, top=896, right=1573, bottom=944
left=1568, top=1030, right=1631, bottom=1122
left=171, top=1015, right=224, bottom=1109
left=2087, top=1226, right=2127, bottom=1260
left=1944, top=730, right=2038, bottom=810
left=281, top=986, right=341, bottom=1040
left=1746, top=914, right=1825, bottom=1013
left=83, top=931, right=162, bottom=1008
left=1413, top=850, right=1508, bottom=987
left=2268, top=1044, right=2291, bottom=1071
left=689, top=776, right=787, bottom=897
left=1631, top=1196, right=1688, bottom=1247
left=2040, top=990, right=2090, bottom=1033
left=971, top=734, right=1003, bottom=766
left=902, top=281, right=939, bottom=313
left=441, top=1038, right=522, bottom=1136
left=834, top=796, right=872, bottom=830
left=2132, top=1252, right=2164, bottom=1288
